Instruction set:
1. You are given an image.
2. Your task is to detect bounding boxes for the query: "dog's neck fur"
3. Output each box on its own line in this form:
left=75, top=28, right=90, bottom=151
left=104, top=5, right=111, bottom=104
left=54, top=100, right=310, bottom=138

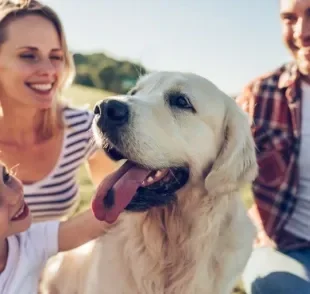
left=116, top=183, right=237, bottom=293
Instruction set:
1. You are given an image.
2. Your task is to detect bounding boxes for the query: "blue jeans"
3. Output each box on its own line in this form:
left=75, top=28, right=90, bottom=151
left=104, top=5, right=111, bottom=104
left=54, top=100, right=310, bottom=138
left=242, top=247, right=310, bottom=293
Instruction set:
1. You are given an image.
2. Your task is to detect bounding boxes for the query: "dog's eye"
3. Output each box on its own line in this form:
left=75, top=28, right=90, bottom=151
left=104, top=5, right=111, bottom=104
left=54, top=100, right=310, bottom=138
left=168, top=92, right=194, bottom=112
left=128, top=88, right=138, bottom=95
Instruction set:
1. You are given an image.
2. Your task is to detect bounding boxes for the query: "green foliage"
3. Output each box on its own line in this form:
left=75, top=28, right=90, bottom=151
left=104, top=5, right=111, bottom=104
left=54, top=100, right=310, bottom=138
left=72, top=52, right=147, bottom=94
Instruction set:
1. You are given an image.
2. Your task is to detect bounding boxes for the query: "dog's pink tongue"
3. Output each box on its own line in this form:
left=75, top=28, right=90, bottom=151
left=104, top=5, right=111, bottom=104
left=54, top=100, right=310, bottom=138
left=92, top=161, right=151, bottom=223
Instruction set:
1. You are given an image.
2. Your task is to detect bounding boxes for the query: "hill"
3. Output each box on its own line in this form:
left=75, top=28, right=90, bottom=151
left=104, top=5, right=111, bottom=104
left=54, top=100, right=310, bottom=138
left=72, top=52, right=147, bottom=95
left=71, top=51, right=238, bottom=99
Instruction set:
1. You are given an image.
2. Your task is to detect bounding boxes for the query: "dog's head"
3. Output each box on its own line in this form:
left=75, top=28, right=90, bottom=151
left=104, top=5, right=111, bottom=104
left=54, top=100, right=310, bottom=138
left=91, top=72, right=257, bottom=223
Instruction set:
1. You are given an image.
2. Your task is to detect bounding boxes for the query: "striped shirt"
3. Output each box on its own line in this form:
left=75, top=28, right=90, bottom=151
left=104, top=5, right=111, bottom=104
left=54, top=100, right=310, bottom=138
left=24, top=107, right=97, bottom=222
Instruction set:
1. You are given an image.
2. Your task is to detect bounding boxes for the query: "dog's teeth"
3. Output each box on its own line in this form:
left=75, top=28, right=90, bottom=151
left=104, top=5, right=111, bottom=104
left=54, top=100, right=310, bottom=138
left=155, top=170, right=163, bottom=179
left=141, top=169, right=169, bottom=187
left=147, top=170, right=163, bottom=183
left=146, top=176, right=154, bottom=183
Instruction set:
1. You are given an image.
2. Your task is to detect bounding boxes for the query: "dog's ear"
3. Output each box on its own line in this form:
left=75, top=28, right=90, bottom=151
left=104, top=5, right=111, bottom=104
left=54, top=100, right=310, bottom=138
left=205, top=99, right=258, bottom=195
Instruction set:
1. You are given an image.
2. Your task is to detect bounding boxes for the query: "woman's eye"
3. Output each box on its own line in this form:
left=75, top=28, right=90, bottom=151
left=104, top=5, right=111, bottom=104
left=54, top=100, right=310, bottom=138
left=2, top=167, right=10, bottom=184
left=168, top=92, right=195, bottom=112
left=50, top=55, right=64, bottom=61
left=20, top=54, right=38, bottom=62
left=20, top=54, right=36, bottom=59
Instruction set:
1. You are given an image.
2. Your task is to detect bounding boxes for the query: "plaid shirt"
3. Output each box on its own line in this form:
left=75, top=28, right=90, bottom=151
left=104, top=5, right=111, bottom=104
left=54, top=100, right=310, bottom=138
left=236, top=62, right=310, bottom=251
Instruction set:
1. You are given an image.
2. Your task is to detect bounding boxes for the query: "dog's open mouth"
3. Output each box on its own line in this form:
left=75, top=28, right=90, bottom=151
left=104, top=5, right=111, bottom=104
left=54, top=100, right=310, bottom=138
left=92, top=144, right=189, bottom=223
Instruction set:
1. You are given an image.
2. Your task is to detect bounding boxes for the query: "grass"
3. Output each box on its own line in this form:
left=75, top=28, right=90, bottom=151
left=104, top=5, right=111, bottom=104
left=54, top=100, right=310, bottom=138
left=65, top=84, right=254, bottom=294
left=64, top=84, right=114, bottom=110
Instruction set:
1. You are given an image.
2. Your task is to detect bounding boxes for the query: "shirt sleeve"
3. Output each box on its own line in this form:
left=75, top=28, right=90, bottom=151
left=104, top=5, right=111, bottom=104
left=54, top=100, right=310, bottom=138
left=235, top=81, right=271, bottom=150
left=235, top=83, right=257, bottom=133
left=22, top=221, right=60, bottom=265
left=236, top=78, right=287, bottom=239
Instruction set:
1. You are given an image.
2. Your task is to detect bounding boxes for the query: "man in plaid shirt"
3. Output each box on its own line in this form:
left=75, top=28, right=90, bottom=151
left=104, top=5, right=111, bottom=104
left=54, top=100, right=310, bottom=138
left=236, top=1, right=310, bottom=293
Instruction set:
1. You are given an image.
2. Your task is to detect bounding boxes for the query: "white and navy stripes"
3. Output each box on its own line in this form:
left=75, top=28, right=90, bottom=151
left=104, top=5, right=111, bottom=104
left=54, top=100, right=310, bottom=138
left=24, top=107, right=97, bottom=222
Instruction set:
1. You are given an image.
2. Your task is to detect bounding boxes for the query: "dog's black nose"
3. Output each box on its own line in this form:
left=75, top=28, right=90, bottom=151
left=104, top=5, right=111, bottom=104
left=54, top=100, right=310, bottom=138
left=106, top=100, right=129, bottom=125
left=94, top=99, right=129, bottom=127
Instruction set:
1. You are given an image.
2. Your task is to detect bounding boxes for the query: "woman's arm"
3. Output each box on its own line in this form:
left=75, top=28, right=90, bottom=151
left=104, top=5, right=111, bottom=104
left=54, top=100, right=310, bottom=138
left=58, top=208, right=113, bottom=252
left=86, top=149, right=118, bottom=187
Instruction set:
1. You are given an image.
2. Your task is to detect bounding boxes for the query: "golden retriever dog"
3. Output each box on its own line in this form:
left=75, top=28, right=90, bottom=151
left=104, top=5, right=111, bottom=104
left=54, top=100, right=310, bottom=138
left=43, top=72, right=257, bottom=294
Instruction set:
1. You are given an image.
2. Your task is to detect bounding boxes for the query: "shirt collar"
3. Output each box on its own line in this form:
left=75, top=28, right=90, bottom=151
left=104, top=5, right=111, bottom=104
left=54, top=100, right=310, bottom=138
left=278, top=62, right=301, bottom=103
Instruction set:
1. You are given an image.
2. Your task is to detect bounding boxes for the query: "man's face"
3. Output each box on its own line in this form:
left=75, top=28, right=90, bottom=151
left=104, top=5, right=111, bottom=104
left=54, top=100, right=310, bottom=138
left=280, top=0, right=310, bottom=75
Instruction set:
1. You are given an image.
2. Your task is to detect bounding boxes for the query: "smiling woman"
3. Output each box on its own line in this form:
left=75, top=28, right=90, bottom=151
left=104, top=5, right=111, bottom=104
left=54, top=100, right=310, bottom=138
left=0, top=15, right=65, bottom=111
left=0, top=0, right=116, bottom=222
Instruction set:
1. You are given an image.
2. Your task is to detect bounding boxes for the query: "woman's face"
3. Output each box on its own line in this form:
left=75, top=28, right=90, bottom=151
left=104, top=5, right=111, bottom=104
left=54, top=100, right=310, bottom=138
left=0, top=14, right=65, bottom=110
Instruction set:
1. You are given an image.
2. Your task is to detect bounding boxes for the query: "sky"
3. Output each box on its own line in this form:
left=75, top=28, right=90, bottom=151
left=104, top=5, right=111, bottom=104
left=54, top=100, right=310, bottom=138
left=43, top=0, right=291, bottom=95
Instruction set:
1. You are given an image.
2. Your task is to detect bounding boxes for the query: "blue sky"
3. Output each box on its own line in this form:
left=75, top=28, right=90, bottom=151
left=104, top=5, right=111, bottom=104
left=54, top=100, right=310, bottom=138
left=43, top=0, right=291, bottom=95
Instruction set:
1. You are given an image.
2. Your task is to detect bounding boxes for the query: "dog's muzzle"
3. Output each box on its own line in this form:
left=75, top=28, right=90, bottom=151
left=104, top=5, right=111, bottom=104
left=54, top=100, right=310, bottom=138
left=92, top=99, right=189, bottom=224
left=94, top=99, right=129, bottom=131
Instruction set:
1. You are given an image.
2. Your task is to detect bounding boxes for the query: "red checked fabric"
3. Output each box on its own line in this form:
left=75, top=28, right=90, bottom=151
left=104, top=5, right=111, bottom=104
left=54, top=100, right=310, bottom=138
left=236, top=62, right=310, bottom=250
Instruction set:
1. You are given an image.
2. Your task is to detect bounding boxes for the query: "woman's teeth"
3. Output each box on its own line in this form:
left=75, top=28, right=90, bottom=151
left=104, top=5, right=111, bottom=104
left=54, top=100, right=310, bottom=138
left=28, top=83, right=53, bottom=91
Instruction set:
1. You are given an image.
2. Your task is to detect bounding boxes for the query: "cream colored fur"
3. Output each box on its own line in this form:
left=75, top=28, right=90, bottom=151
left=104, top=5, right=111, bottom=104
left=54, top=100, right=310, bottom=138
left=42, top=72, right=257, bottom=294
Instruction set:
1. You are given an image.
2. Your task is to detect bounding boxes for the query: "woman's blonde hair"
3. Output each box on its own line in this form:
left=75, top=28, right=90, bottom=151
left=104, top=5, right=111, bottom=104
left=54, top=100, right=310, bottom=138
left=0, top=0, right=75, bottom=140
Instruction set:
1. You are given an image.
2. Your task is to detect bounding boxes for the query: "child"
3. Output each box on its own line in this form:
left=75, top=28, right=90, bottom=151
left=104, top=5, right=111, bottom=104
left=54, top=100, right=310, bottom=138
left=0, top=161, right=112, bottom=294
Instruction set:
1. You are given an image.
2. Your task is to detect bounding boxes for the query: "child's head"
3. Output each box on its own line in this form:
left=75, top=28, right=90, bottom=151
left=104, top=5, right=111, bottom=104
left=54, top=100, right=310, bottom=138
left=0, top=161, right=31, bottom=238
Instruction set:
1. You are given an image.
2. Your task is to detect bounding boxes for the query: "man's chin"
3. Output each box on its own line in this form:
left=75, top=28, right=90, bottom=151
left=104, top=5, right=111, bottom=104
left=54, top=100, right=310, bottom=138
left=299, top=69, right=310, bottom=82
left=296, top=60, right=310, bottom=79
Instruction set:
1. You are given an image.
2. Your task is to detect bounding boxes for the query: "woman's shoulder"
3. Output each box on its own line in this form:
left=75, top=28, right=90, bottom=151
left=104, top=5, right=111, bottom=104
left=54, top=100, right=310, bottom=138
left=62, top=105, right=94, bottom=119
left=62, top=106, right=94, bottom=128
left=61, top=105, right=98, bottom=159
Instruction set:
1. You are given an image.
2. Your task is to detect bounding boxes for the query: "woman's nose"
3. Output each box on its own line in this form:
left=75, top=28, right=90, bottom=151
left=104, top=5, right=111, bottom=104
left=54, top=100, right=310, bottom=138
left=36, top=59, right=57, bottom=77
